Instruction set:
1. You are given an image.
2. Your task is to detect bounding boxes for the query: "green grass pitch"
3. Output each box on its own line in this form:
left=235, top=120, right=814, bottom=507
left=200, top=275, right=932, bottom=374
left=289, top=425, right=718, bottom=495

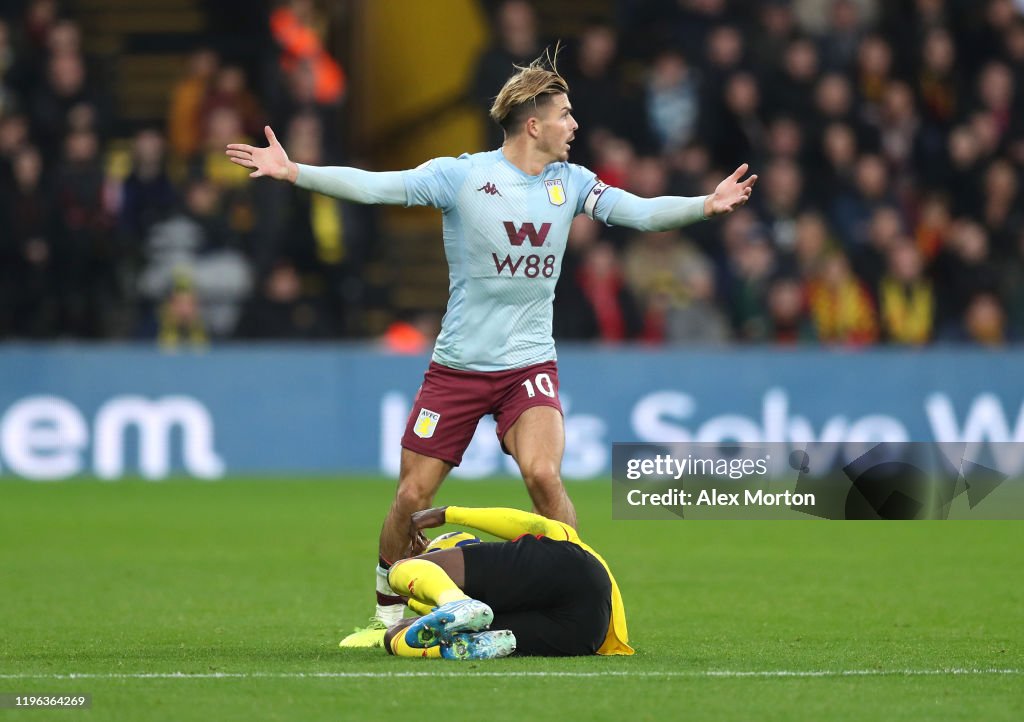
left=1, top=478, right=1021, bottom=721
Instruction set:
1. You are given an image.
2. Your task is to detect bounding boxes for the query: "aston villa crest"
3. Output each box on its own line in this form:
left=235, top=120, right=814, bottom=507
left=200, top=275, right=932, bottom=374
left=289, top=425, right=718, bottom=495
left=544, top=179, right=566, bottom=206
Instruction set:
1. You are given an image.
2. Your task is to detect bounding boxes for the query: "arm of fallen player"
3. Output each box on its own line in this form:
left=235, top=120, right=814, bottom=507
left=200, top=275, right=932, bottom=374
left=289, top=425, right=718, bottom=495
left=442, top=506, right=577, bottom=542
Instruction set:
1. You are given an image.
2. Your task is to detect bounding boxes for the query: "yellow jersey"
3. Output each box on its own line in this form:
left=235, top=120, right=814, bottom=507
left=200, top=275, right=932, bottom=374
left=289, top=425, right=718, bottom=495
left=444, top=506, right=633, bottom=656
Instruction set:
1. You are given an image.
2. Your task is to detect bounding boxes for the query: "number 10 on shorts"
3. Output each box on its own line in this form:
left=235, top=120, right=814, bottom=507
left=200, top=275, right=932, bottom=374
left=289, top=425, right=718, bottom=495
left=521, top=372, right=555, bottom=399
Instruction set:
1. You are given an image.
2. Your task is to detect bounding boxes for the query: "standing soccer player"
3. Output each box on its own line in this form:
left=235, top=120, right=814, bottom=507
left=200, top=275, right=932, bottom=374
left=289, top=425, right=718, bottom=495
left=226, top=48, right=756, bottom=647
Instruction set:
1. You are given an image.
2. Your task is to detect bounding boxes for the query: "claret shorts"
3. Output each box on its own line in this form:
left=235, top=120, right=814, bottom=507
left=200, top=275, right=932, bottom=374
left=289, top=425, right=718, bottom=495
left=400, top=359, right=562, bottom=466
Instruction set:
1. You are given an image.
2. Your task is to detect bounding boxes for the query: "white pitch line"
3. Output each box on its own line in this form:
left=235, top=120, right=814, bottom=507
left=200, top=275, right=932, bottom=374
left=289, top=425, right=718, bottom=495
left=0, top=669, right=1019, bottom=680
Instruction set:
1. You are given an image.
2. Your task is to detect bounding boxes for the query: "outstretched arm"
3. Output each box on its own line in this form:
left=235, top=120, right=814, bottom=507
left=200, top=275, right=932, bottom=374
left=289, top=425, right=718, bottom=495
left=410, top=506, right=578, bottom=544
left=225, top=125, right=408, bottom=205
left=605, top=163, right=758, bottom=231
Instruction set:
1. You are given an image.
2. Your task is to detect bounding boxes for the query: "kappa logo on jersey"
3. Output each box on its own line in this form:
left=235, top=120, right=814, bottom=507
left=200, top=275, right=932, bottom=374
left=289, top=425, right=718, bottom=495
left=544, top=179, right=566, bottom=206
left=503, top=221, right=551, bottom=247
left=477, top=182, right=502, bottom=196
left=413, top=408, right=441, bottom=438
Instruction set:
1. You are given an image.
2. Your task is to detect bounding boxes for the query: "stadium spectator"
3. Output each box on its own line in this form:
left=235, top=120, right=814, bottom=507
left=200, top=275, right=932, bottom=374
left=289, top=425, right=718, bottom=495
left=703, top=24, right=746, bottom=93
left=705, top=71, right=766, bottom=170
left=976, top=61, right=1017, bottom=143
left=830, top=153, right=897, bottom=249
left=0, top=18, right=18, bottom=118
left=574, top=242, right=643, bottom=343
left=241, top=110, right=371, bottom=335
left=725, top=229, right=777, bottom=341
left=749, top=0, right=799, bottom=74
left=854, top=204, right=906, bottom=289
left=54, top=128, right=114, bottom=337
left=766, top=115, right=808, bottom=167
left=981, top=158, right=1023, bottom=254
left=756, top=157, right=805, bottom=251
left=915, top=27, right=962, bottom=132
left=198, top=66, right=265, bottom=147
left=875, top=81, right=921, bottom=178
left=810, top=72, right=877, bottom=152
left=763, top=274, right=816, bottom=344
left=236, top=258, right=333, bottom=340
left=960, top=292, right=1009, bottom=346
left=168, top=48, right=219, bottom=159
left=645, top=49, right=701, bottom=153
left=661, top=251, right=731, bottom=345
left=472, top=0, right=543, bottom=149
left=943, top=125, right=985, bottom=218
left=790, top=211, right=835, bottom=277
left=379, top=313, right=441, bottom=354
left=933, top=220, right=1001, bottom=334
left=0, top=112, right=29, bottom=191
left=854, top=34, right=895, bottom=116
left=913, top=193, right=953, bottom=261
left=563, top=19, right=629, bottom=171
left=623, top=231, right=718, bottom=341
left=878, top=238, right=934, bottom=345
left=763, top=36, right=820, bottom=121
left=815, top=0, right=869, bottom=72
left=2, top=144, right=60, bottom=337
left=119, top=129, right=178, bottom=247
left=269, top=0, right=346, bottom=106
left=46, top=19, right=81, bottom=59
left=999, top=229, right=1024, bottom=338
left=806, top=250, right=878, bottom=346
left=793, top=0, right=878, bottom=36
left=553, top=215, right=601, bottom=340
left=22, top=0, right=58, bottom=56
left=156, top=273, right=207, bottom=350
left=817, top=122, right=860, bottom=204
left=138, top=178, right=252, bottom=338
left=30, top=51, right=106, bottom=160
left=585, top=135, right=634, bottom=198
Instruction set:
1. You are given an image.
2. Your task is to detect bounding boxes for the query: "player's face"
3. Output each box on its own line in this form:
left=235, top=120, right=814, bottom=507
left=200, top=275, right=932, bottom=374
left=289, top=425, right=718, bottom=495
left=536, top=93, right=578, bottom=162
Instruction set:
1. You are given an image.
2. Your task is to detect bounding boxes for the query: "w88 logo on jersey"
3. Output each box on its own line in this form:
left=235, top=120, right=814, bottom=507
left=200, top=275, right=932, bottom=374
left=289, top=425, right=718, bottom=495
left=492, top=221, right=558, bottom=278
left=492, top=253, right=556, bottom=278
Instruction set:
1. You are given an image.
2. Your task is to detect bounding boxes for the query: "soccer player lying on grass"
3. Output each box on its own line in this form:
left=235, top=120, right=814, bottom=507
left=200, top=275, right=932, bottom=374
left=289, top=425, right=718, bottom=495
left=382, top=505, right=633, bottom=660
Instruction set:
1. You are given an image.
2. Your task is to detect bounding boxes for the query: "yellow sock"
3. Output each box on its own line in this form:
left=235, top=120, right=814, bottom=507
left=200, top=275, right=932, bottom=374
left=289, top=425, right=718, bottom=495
left=390, top=632, right=443, bottom=658
left=388, top=559, right=469, bottom=608
left=407, top=598, right=433, bottom=616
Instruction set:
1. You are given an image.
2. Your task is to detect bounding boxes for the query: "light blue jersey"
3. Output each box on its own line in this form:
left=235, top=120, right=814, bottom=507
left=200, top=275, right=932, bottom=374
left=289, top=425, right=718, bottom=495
left=403, top=149, right=622, bottom=371
left=296, top=151, right=707, bottom=371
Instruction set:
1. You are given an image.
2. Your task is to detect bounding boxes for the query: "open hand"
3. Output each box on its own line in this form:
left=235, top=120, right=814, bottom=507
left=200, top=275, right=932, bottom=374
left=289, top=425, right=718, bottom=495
left=704, top=163, right=758, bottom=218
left=225, top=125, right=298, bottom=182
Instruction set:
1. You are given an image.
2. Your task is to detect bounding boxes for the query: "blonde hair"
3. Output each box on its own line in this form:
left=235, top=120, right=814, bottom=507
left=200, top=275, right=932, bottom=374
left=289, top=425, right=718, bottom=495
left=489, top=44, right=569, bottom=135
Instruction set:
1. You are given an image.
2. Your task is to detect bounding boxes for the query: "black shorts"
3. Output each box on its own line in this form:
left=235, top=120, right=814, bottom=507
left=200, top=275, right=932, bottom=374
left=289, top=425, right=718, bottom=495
left=461, top=535, right=612, bottom=656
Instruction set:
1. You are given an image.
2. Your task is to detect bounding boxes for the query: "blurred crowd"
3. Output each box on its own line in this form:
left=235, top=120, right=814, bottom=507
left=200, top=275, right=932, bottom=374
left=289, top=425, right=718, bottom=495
left=2, top=0, right=1024, bottom=347
left=0, top=0, right=366, bottom=346
left=476, top=0, right=1024, bottom=346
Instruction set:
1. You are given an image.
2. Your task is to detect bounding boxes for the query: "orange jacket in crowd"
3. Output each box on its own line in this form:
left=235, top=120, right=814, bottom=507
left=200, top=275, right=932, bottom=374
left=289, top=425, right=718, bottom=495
left=270, top=5, right=346, bottom=104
